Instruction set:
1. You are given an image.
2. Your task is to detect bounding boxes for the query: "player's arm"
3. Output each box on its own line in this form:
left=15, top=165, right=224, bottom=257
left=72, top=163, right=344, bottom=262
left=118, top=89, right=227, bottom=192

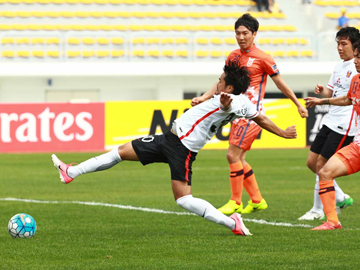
left=252, top=114, right=297, bottom=139
left=190, top=83, right=217, bottom=106
left=304, top=95, right=352, bottom=108
left=271, top=74, right=309, bottom=118
left=314, top=84, right=333, bottom=98
left=219, top=92, right=233, bottom=111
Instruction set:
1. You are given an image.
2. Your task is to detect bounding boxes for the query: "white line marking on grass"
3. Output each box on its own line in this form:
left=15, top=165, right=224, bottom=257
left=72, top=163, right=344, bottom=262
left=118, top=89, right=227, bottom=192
left=0, top=198, right=315, bottom=228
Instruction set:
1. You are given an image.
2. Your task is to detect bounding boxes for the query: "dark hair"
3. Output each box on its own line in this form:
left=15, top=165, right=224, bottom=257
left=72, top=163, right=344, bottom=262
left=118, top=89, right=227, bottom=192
left=336, top=27, right=360, bottom=45
left=353, top=40, right=360, bottom=53
left=223, top=62, right=251, bottom=95
left=234, top=13, right=259, bottom=33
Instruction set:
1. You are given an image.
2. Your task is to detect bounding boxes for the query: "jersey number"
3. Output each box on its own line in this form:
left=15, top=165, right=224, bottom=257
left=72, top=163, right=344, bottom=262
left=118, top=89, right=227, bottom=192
left=210, top=113, right=235, bottom=132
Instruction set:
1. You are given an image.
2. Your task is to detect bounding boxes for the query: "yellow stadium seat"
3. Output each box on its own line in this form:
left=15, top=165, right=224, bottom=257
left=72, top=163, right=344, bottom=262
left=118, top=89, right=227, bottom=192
left=0, top=25, right=12, bottom=31
left=71, top=25, right=86, bottom=31
left=175, top=37, right=188, bottom=44
left=224, top=38, right=236, bottom=45
left=132, top=12, right=146, bottom=18
left=47, top=51, right=60, bottom=58
left=189, top=12, right=202, bottom=19
left=89, top=11, right=103, bottom=18
left=117, top=12, right=131, bottom=18
left=196, top=50, right=208, bottom=57
left=173, top=12, right=188, bottom=18
left=286, top=50, right=299, bottom=57
left=211, top=50, right=223, bottom=58
left=129, top=25, right=143, bottom=31
left=81, top=51, right=95, bottom=58
left=146, top=12, right=160, bottom=18
left=99, top=25, right=113, bottom=31
left=198, top=25, right=213, bottom=31
left=196, top=38, right=208, bottom=45
left=171, top=25, right=186, bottom=31
left=45, top=11, right=60, bottom=18
left=301, top=50, right=314, bottom=57
left=283, top=25, right=297, bottom=31
left=112, top=50, right=124, bottom=57
left=258, top=38, right=271, bottom=45
left=31, top=38, right=45, bottom=44
left=68, top=51, right=80, bottom=57
left=16, top=38, right=30, bottom=44
left=195, top=0, right=206, bottom=5
left=162, top=50, right=174, bottom=57
left=300, top=38, right=309, bottom=45
left=97, top=38, right=109, bottom=45
left=68, top=38, right=80, bottom=45
left=82, top=37, right=95, bottom=45
left=46, top=37, right=60, bottom=44
left=286, top=38, right=298, bottom=45
left=133, top=50, right=145, bottom=57
left=2, top=37, right=14, bottom=44
left=179, top=0, right=192, bottom=5
left=13, top=25, right=27, bottom=31
left=30, top=11, right=46, bottom=18
left=41, top=25, right=56, bottom=31
left=203, top=12, right=216, bottom=19
left=325, top=12, right=340, bottom=19
left=273, top=50, right=285, bottom=57
left=85, top=25, right=100, bottom=31
left=17, top=51, right=30, bottom=58
left=148, top=50, right=160, bottom=57
left=224, top=50, right=232, bottom=57
left=112, top=37, right=124, bottom=44
left=1, top=51, right=15, bottom=58
left=103, top=12, right=117, bottom=18
left=147, top=38, right=160, bottom=44
left=3, top=11, right=16, bottom=18
left=176, top=50, right=188, bottom=57
left=74, top=11, right=89, bottom=18
left=16, top=11, right=31, bottom=18
left=161, top=38, right=174, bottom=44
left=113, top=25, right=127, bottom=31
left=210, top=38, right=222, bottom=45
left=23, top=0, right=36, bottom=3
left=32, top=51, right=44, bottom=58
left=159, top=12, right=174, bottom=18
left=132, top=38, right=145, bottom=44
left=272, top=38, right=285, bottom=45
left=156, top=25, right=171, bottom=31
left=264, top=50, right=273, bottom=56
left=166, top=0, right=177, bottom=5
left=143, top=25, right=157, bottom=31
left=97, top=50, right=109, bottom=57
left=94, top=0, right=107, bottom=4
left=216, top=12, right=231, bottom=19
left=53, top=0, right=66, bottom=3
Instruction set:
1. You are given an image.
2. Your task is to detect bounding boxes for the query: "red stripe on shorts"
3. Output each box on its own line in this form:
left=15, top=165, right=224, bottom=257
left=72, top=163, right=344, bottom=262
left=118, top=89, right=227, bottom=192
left=185, top=151, right=192, bottom=182
left=179, top=108, right=220, bottom=140
left=335, top=107, right=355, bottom=153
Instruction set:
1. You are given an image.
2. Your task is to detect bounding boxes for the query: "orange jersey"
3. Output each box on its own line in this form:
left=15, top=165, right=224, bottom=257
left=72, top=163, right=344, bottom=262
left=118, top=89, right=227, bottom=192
left=226, top=45, right=279, bottom=114
left=347, top=74, right=360, bottom=146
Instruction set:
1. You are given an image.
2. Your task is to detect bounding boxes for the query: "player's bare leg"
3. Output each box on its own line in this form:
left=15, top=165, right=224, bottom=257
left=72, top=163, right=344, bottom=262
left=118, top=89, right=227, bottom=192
left=312, top=156, right=348, bottom=230
left=173, top=180, right=251, bottom=235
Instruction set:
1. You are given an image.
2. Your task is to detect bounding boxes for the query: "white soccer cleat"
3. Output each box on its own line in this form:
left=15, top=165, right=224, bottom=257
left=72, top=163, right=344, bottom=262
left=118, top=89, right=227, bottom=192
left=51, top=154, right=74, bottom=184
left=229, top=213, right=252, bottom=236
left=298, top=210, right=324, bottom=220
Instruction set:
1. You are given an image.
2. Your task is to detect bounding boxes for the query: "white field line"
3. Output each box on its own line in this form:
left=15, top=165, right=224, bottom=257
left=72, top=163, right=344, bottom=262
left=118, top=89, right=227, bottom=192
left=0, top=197, right=320, bottom=229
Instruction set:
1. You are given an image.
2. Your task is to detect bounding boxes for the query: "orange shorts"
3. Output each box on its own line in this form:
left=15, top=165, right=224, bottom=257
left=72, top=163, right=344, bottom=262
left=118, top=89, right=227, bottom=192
left=229, top=118, right=262, bottom=151
left=334, top=142, right=360, bottom=175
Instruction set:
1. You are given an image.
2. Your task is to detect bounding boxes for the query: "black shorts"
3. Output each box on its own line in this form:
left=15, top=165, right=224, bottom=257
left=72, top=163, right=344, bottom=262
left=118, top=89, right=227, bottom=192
left=310, top=125, right=354, bottom=159
left=131, top=131, right=197, bottom=185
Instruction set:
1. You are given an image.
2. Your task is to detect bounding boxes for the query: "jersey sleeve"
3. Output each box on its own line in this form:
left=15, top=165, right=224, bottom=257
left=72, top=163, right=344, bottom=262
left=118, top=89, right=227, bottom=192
left=232, top=95, right=259, bottom=119
left=262, top=54, right=279, bottom=77
left=347, top=76, right=358, bottom=100
left=327, top=69, right=335, bottom=91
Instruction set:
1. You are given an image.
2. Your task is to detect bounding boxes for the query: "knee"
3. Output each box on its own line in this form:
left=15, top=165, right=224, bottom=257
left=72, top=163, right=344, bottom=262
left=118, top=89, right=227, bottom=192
left=318, top=167, right=331, bottom=181
left=176, top=194, right=193, bottom=208
left=306, top=158, right=315, bottom=172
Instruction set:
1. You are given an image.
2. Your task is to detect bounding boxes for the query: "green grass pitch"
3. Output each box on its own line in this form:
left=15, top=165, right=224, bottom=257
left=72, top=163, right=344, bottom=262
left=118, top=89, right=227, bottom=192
left=0, top=149, right=359, bottom=269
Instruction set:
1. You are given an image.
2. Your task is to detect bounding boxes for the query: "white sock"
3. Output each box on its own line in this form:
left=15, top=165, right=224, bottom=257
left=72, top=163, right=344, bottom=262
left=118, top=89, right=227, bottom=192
left=334, top=179, right=345, bottom=204
left=311, top=174, right=323, bottom=213
left=176, top=194, right=235, bottom=230
left=67, top=147, right=122, bottom=179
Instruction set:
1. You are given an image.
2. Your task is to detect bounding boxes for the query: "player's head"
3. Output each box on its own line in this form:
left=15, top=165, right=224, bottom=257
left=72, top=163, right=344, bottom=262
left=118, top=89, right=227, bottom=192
left=336, top=27, right=360, bottom=61
left=216, top=62, right=250, bottom=95
left=234, top=13, right=259, bottom=51
left=352, top=41, right=360, bottom=72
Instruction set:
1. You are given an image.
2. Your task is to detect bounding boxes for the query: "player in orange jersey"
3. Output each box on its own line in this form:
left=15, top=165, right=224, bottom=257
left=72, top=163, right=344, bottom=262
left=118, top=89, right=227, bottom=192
left=304, top=41, right=360, bottom=230
left=191, top=13, right=308, bottom=215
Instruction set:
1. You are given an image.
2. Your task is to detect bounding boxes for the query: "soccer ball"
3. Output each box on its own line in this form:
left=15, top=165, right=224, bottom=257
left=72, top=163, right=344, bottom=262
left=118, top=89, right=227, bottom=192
left=8, top=213, right=37, bottom=238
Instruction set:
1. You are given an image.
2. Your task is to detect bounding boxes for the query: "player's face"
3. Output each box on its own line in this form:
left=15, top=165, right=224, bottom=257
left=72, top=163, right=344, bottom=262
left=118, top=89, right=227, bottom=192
left=337, top=37, right=353, bottom=61
left=353, top=49, right=360, bottom=73
left=215, top=73, right=233, bottom=95
left=235, top=25, right=257, bottom=51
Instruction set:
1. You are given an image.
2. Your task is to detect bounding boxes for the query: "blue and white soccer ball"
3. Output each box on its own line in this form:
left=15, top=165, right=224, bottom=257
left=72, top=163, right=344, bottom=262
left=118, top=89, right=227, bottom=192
left=8, top=213, right=37, bottom=238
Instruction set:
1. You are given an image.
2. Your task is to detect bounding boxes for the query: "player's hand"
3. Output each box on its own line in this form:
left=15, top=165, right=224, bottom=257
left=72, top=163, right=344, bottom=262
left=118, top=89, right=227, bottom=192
left=190, top=96, right=204, bottom=107
left=283, top=125, right=297, bottom=139
left=220, top=92, right=232, bottom=110
left=298, top=106, right=308, bottom=118
left=304, top=97, right=322, bottom=108
left=314, top=84, right=324, bottom=95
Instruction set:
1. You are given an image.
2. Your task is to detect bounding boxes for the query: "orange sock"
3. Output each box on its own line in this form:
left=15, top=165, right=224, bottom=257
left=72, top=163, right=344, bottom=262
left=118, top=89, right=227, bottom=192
left=319, top=180, right=339, bottom=225
left=243, top=163, right=262, bottom=204
left=229, top=162, right=244, bottom=205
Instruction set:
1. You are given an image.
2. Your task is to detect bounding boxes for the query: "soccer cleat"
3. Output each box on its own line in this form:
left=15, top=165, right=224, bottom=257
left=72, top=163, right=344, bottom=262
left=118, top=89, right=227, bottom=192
left=311, top=221, right=342, bottom=231
left=217, top=200, right=243, bottom=215
left=336, top=194, right=353, bottom=211
left=298, top=210, right=325, bottom=220
left=51, top=154, right=74, bottom=184
left=229, top=213, right=252, bottom=236
left=241, top=198, right=268, bottom=214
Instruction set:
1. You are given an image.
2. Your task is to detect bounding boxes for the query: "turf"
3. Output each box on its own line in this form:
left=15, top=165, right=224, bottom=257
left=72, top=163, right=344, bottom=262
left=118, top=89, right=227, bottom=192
left=0, top=149, right=359, bottom=269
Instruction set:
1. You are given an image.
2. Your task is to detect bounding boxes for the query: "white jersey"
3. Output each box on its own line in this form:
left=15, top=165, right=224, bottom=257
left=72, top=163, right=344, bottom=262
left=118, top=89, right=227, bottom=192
left=323, top=59, right=357, bottom=136
left=174, top=94, right=258, bottom=152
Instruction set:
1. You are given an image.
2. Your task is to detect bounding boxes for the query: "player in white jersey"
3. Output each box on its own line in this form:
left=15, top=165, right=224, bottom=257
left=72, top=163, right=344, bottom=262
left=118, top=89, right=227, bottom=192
left=299, top=27, right=360, bottom=221
left=51, top=63, right=297, bottom=236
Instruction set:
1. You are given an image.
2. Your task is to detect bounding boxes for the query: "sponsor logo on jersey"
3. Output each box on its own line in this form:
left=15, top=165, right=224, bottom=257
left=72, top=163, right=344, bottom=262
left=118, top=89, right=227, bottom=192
left=272, top=64, right=277, bottom=71
left=346, top=70, right=352, bottom=78
left=247, top=57, right=255, bottom=67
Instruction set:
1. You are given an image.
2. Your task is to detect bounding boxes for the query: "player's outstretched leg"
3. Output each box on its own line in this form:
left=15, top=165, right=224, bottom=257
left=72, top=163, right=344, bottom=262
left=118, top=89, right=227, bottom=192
left=229, top=213, right=252, bottom=235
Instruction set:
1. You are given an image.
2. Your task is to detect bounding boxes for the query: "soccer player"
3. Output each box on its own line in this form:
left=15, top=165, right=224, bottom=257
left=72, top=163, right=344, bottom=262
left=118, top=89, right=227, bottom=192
left=298, top=27, right=359, bottom=221
left=52, top=63, right=297, bottom=236
left=304, top=40, right=360, bottom=230
left=191, top=13, right=308, bottom=215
